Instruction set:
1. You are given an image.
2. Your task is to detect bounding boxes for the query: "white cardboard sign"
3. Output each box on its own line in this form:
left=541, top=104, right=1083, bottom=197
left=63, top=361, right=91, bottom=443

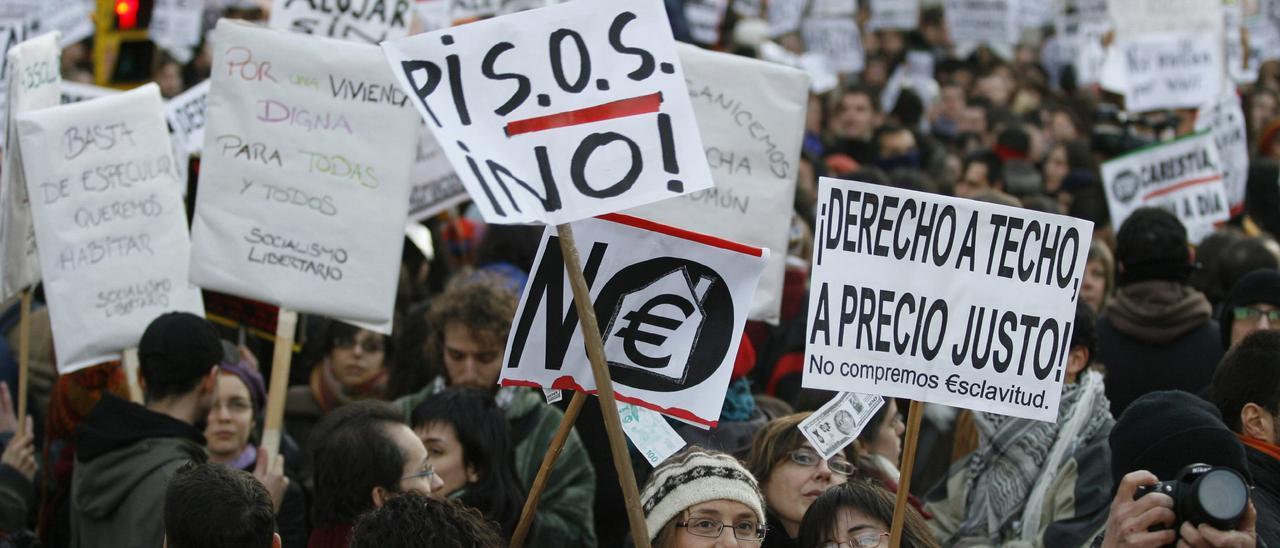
left=944, top=0, right=1018, bottom=47
left=0, top=32, right=58, bottom=302
left=164, top=79, right=209, bottom=157
left=802, top=18, right=865, bottom=74
left=1117, top=32, right=1224, bottom=113
left=627, top=45, right=807, bottom=324
left=381, top=0, right=714, bottom=225
left=1195, top=93, right=1248, bottom=217
left=501, top=214, right=768, bottom=427
left=684, top=0, right=729, bottom=47
left=151, top=0, right=205, bottom=64
left=269, top=0, right=413, bottom=43
left=1101, top=131, right=1228, bottom=244
left=767, top=0, right=805, bottom=37
left=190, top=20, right=416, bottom=325
left=803, top=178, right=1092, bottom=422
left=61, top=82, right=119, bottom=105
left=408, top=124, right=467, bottom=222
left=868, top=0, right=919, bottom=31
left=17, top=84, right=205, bottom=373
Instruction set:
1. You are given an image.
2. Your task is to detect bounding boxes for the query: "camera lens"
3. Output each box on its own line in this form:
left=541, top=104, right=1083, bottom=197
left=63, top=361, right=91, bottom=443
left=1193, top=469, right=1249, bottom=525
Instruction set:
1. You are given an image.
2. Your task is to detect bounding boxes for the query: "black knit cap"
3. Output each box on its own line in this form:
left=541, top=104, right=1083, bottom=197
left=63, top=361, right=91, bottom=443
left=138, top=312, right=223, bottom=394
left=1219, top=269, right=1280, bottom=349
left=1110, top=390, right=1251, bottom=487
left=1114, top=207, right=1193, bottom=286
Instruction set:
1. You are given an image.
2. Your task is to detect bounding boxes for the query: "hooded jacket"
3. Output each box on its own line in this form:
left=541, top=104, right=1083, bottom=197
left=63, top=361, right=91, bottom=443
left=70, top=394, right=207, bottom=548
left=1097, top=281, right=1222, bottom=417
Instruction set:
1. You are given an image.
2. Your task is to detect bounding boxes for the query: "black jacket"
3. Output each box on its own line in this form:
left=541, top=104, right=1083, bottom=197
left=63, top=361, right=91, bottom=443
left=1246, top=443, right=1280, bottom=548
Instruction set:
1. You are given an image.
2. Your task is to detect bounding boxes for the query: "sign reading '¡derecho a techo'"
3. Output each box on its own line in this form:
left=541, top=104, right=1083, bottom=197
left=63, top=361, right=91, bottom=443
left=802, top=178, right=1092, bottom=422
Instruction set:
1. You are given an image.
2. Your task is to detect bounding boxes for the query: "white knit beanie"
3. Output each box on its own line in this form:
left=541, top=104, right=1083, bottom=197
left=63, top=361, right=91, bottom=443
left=639, top=448, right=766, bottom=541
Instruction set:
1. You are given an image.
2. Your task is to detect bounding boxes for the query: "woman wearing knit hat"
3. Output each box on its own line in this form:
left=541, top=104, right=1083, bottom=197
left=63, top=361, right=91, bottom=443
left=641, top=447, right=768, bottom=547
left=747, top=414, right=856, bottom=548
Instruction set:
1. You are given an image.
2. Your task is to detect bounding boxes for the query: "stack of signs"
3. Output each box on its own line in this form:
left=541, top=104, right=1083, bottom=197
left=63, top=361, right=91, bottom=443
left=944, top=0, right=1018, bottom=48
left=802, top=0, right=863, bottom=74
left=1101, top=132, right=1228, bottom=244
left=17, top=84, right=205, bottom=372
left=1195, top=94, right=1248, bottom=217
left=381, top=0, right=714, bottom=225
left=1103, top=0, right=1226, bottom=112
left=628, top=44, right=808, bottom=324
left=868, top=0, right=918, bottom=31
left=0, top=32, right=57, bottom=302
left=269, top=0, right=413, bottom=43
left=803, top=178, right=1092, bottom=422
left=501, top=214, right=768, bottom=428
left=189, top=20, right=417, bottom=327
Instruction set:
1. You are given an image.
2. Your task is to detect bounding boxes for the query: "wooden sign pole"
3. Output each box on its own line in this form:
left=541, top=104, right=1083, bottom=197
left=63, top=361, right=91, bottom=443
left=888, top=400, right=924, bottom=548
left=15, top=289, right=30, bottom=434
left=509, top=390, right=587, bottom=548
left=123, top=347, right=143, bottom=404
left=261, top=309, right=299, bottom=459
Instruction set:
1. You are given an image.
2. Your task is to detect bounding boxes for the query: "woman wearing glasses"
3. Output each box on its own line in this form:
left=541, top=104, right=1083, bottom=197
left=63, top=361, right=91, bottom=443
left=640, top=447, right=768, bottom=547
left=747, top=414, right=858, bottom=548
left=797, top=480, right=937, bottom=548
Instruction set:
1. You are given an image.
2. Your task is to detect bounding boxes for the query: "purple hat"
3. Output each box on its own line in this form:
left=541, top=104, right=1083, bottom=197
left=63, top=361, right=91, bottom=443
left=218, top=358, right=267, bottom=419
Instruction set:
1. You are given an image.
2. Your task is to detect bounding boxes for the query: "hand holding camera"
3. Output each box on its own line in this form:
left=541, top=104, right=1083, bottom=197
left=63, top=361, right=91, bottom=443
left=1103, top=468, right=1256, bottom=548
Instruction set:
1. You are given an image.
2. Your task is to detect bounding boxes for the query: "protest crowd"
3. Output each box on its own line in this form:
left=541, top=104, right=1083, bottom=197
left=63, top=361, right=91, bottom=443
left=4, top=0, right=1280, bottom=547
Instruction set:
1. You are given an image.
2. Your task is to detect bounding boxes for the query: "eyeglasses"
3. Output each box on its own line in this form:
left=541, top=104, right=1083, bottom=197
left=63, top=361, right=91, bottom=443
left=400, top=464, right=436, bottom=483
left=820, top=532, right=890, bottom=548
left=788, top=448, right=856, bottom=476
left=677, top=516, right=765, bottom=542
left=334, top=337, right=385, bottom=353
left=1233, top=306, right=1280, bottom=324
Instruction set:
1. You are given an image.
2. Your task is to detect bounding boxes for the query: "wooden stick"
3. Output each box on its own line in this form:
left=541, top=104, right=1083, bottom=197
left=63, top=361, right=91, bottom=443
left=556, top=224, right=651, bottom=548
left=261, top=309, right=298, bottom=459
left=889, top=400, right=924, bottom=548
left=509, top=390, right=588, bottom=548
left=123, top=347, right=143, bottom=404
left=15, top=289, right=30, bottom=434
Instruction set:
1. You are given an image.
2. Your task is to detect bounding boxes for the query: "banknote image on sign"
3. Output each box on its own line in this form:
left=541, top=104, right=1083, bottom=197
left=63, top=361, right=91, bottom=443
left=501, top=214, right=768, bottom=427
left=381, top=0, right=714, bottom=225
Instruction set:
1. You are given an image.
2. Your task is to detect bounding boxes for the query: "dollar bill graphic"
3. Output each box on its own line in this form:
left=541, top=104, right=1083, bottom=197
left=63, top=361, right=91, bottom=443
left=798, top=392, right=885, bottom=459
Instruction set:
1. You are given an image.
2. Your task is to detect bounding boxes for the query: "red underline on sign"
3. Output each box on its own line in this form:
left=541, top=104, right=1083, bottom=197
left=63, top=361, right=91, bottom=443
left=501, top=376, right=718, bottom=428
left=503, top=92, right=664, bottom=137
left=1142, top=175, right=1223, bottom=201
left=599, top=213, right=767, bottom=258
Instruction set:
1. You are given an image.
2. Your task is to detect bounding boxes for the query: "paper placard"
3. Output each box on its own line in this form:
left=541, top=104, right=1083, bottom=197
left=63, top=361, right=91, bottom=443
left=1195, top=93, right=1248, bottom=217
left=190, top=20, right=416, bottom=324
left=151, top=0, right=204, bottom=64
left=684, top=0, right=729, bottom=47
left=868, top=0, right=919, bottom=31
left=618, top=401, right=687, bottom=467
left=501, top=214, right=768, bottom=427
left=269, top=0, right=413, bottom=43
left=628, top=45, right=808, bottom=324
left=61, top=82, right=119, bottom=104
left=408, top=124, right=466, bottom=222
left=165, top=80, right=209, bottom=157
left=944, top=0, right=1018, bottom=47
left=803, top=178, right=1092, bottom=422
left=413, top=0, right=453, bottom=31
left=767, top=0, right=805, bottom=37
left=798, top=392, right=884, bottom=459
left=381, top=0, right=714, bottom=225
left=1101, top=131, right=1228, bottom=244
left=801, top=18, right=865, bottom=74
left=1116, top=32, right=1224, bottom=113
left=17, top=84, right=205, bottom=373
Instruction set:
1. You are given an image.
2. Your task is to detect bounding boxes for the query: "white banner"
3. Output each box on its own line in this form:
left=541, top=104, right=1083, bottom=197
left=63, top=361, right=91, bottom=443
left=1116, top=32, right=1224, bottom=113
left=17, top=84, right=205, bottom=373
left=1109, top=0, right=1223, bottom=37
left=151, top=0, right=205, bottom=64
left=803, top=178, right=1092, bottom=422
left=944, top=0, right=1018, bottom=47
left=1195, top=93, right=1248, bottom=217
left=381, top=0, right=713, bottom=225
left=408, top=124, right=466, bottom=221
left=628, top=45, right=807, bottom=324
left=190, top=20, right=416, bottom=325
left=0, top=32, right=58, bottom=302
left=164, top=79, right=209, bottom=157
left=802, top=18, right=865, bottom=74
left=1101, top=131, right=1228, bottom=244
left=269, top=0, right=413, bottom=43
left=684, top=0, right=729, bottom=46
left=501, top=214, right=768, bottom=427
left=868, top=0, right=918, bottom=31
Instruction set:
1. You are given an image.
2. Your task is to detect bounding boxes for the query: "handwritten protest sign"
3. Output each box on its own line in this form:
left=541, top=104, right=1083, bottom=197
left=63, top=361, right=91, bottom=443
left=61, top=82, right=118, bottom=104
left=628, top=45, right=807, bottom=324
left=944, top=0, right=1018, bottom=47
left=803, top=178, right=1092, bottom=422
left=17, top=84, right=205, bottom=373
left=501, top=214, right=768, bottom=427
left=151, top=0, right=205, bottom=64
left=165, top=80, right=209, bottom=157
left=802, top=18, right=865, bottom=74
left=189, top=20, right=416, bottom=325
left=381, top=0, right=714, bottom=225
left=1196, top=94, right=1248, bottom=216
left=269, top=0, right=413, bottom=43
left=413, top=0, right=452, bottom=31
left=1108, top=0, right=1223, bottom=37
left=868, top=0, right=919, bottom=31
left=767, top=0, right=805, bottom=37
left=0, top=32, right=58, bottom=302
left=684, top=0, right=729, bottom=47
left=408, top=124, right=466, bottom=221
left=1116, top=32, right=1224, bottom=113
left=1101, top=131, right=1228, bottom=244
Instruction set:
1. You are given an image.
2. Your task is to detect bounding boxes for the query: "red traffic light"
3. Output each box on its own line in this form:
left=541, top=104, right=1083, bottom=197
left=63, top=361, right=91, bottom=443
left=115, top=0, right=139, bottom=29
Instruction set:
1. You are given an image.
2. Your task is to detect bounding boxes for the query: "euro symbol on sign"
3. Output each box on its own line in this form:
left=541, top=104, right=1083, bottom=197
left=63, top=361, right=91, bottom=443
left=613, top=294, right=696, bottom=369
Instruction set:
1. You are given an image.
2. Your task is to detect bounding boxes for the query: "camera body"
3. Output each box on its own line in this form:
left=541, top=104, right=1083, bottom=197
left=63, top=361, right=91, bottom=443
left=1133, top=463, right=1250, bottom=531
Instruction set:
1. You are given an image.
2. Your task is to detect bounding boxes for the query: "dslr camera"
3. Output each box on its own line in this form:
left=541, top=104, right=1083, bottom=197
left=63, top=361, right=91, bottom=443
left=1133, top=463, right=1250, bottom=530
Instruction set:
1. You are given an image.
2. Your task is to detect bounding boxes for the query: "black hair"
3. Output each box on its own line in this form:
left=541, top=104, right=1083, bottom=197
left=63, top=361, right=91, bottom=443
left=858, top=398, right=896, bottom=446
left=841, top=84, right=882, bottom=113
left=963, top=150, right=1004, bottom=185
left=410, top=388, right=526, bottom=539
left=872, top=124, right=912, bottom=155
left=164, top=462, right=276, bottom=548
left=1114, top=207, right=1191, bottom=286
left=476, top=224, right=543, bottom=273
left=351, top=492, right=503, bottom=548
left=310, top=401, right=409, bottom=527
left=138, top=312, right=223, bottom=402
left=797, top=479, right=937, bottom=548
left=1071, top=300, right=1098, bottom=360
left=996, top=126, right=1031, bottom=156
left=317, top=319, right=394, bottom=361
left=890, top=88, right=925, bottom=128
left=1217, top=238, right=1280, bottom=300
left=1212, top=331, right=1280, bottom=432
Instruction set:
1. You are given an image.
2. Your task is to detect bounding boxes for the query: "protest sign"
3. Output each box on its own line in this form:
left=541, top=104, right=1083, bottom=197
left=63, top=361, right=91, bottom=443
left=1017, top=0, right=1053, bottom=31
left=269, top=0, right=413, bottom=43
left=618, top=401, right=686, bottom=466
left=61, top=82, right=118, bottom=104
left=684, top=0, right=729, bottom=47
left=1109, top=0, right=1223, bottom=37
left=868, top=0, right=918, bottom=31
left=151, top=0, right=205, bottom=64
left=381, top=0, right=714, bottom=225
left=1196, top=94, right=1248, bottom=217
left=189, top=20, right=416, bottom=325
left=165, top=80, right=209, bottom=157
left=628, top=45, right=807, bottom=324
left=803, top=178, right=1092, bottom=422
left=0, top=0, right=92, bottom=49
left=1101, top=131, right=1228, bottom=244
left=408, top=124, right=467, bottom=221
left=1116, top=32, right=1224, bottom=113
left=767, top=0, right=805, bottom=37
left=799, top=392, right=883, bottom=459
left=0, top=32, right=58, bottom=302
left=16, top=84, right=205, bottom=373
left=801, top=18, right=864, bottom=74
left=413, top=0, right=452, bottom=31
left=944, top=0, right=1018, bottom=47
left=501, top=213, right=768, bottom=427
